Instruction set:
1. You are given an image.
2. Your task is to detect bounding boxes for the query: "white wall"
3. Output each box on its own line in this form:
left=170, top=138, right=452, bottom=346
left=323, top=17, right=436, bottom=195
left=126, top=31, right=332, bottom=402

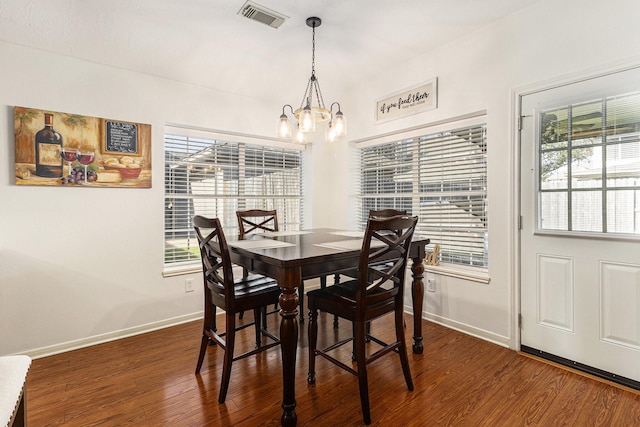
left=0, top=41, right=290, bottom=356
left=2, top=0, right=640, bottom=356
left=312, top=0, right=640, bottom=346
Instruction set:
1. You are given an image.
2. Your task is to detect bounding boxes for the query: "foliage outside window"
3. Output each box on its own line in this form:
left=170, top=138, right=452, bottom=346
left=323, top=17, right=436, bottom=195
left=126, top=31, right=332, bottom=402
left=164, top=132, right=303, bottom=267
left=538, top=92, right=640, bottom=235
left=359, top=122, right=488, bottom=269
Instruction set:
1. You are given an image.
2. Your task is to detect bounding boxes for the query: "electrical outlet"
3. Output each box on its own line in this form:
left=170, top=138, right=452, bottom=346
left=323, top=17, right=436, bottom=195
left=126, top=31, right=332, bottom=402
left=426, top=278, right=436, bottom=293
left=185, top=278, right=195, bottom=293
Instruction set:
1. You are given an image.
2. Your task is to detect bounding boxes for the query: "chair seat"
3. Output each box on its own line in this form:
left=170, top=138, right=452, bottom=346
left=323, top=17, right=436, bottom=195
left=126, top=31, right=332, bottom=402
left=308, top=279, right=356, bottom=301
left=232, top=274, right=280, bottom=297
left=308, top=279, right=396, bottom=322
left=210, top=274, right=281, bottom=313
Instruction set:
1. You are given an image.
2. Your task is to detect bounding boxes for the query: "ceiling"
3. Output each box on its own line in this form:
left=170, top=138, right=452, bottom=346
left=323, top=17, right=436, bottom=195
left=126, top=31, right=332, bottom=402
left=0, top=0, right=539, bottom=107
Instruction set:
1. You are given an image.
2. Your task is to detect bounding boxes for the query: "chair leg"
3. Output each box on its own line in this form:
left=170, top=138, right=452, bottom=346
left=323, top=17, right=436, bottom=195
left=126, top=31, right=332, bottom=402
left=262, top=305, right=268, bottom=329
left=218, top=312, right=236, bottom=403
left=354, top=320, right=371, bottom=425
left=254, top=307, right=263, bottom=348
left=351, top=320, right=370, bottom=359
left=307, top=306, right=318, bottom=384
left=239, top=268, right=250, bottom=320
left=396, top=305, right=414, bottom=391
left=209, top=306, right=217, bottom=346
left=195, top=333, right=209, bottom=374
left=352, top=321, right=357, bottom=361
left=332, top=274, right=339, bottom=328
left=197, top=302, right=214, bottom=373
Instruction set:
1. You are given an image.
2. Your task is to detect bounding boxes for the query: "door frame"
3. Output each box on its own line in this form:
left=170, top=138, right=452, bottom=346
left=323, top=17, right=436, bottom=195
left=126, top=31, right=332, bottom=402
left=510, top=59, right=640, bottom=351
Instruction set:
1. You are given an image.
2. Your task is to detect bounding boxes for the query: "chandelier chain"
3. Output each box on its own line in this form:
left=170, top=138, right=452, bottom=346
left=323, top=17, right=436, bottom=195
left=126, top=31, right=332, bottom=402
left=314, top=76, right=325, bottom=109
left=311, top=23, right=316, bottom=76
left=300, top=79, right=312, bottom=109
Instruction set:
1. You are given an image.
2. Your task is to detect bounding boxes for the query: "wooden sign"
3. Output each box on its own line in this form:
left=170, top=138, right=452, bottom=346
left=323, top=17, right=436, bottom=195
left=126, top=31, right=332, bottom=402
left=375, top=78, right=438, bottom=124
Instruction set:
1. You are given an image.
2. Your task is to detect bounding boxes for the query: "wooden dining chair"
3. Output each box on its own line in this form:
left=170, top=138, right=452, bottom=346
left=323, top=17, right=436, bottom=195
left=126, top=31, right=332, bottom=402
left=193, top=215, right=281, bottom=403
left=307, top=215, right=418, bottom=425
left=236, top=209, right=279, bottom=237
left=236, top=209, right=325, bottom=323
left=236, top=209, right=279, bottom=281
left=336, top=209, right=408, bottom=282
left=331, top=208, right=409, bottom=329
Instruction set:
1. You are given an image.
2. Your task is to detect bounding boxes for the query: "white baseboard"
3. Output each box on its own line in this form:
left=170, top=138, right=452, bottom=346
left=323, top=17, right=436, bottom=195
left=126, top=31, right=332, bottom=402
left=24, top=293, right=508, bottom=359
left=405, top=304, right=510, bottom=349
left=23, top=312, right=204, bottom=359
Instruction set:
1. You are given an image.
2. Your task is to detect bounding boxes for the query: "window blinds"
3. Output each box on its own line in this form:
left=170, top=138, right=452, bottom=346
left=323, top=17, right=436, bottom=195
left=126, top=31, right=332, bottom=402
left=164, top=133, right=303, bottom=266
left=360, top=123, right=488, bottom=268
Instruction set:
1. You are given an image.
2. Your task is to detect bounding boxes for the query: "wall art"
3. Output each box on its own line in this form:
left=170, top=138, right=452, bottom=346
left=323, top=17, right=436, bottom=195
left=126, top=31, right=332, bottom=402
left=375, top=78, right=438, bottom=124
left=14, top=107, right=151, bottom=188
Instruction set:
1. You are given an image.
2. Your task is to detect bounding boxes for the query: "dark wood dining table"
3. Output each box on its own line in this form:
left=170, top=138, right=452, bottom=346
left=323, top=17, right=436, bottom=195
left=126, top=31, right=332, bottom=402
left=227, top=228, right=429, bottom=426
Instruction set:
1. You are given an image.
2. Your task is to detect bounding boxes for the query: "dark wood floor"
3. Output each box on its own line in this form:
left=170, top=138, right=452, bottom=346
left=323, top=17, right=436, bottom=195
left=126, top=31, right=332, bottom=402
left=27, top=309, right=640, bottom=426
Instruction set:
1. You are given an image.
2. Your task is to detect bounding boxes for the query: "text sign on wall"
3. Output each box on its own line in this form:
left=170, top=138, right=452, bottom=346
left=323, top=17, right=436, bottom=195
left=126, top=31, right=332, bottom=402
left=104, top=120, right=139, bottom=154
left=375, top=78, right=438, bottom=124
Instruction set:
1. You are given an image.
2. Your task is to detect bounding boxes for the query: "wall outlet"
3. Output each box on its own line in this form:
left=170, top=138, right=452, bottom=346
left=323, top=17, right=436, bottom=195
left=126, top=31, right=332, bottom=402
left=426, top=278, right=436, bottom=293
left=185, top=278, right=195, bottom=293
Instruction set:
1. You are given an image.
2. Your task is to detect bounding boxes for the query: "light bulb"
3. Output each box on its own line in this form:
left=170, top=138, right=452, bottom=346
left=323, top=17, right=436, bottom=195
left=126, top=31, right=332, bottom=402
left=299, top=105, right=315, bottom=133
left=278, top=114, right=292, bottom=138
left=326, top=123, right=337, bottom=143
left=333, top=111, right=347, bottom=136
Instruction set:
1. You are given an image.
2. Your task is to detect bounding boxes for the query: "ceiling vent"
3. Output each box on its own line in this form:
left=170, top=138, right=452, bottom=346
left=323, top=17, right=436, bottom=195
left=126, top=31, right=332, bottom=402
left=238, top=1, right=288, bottom=29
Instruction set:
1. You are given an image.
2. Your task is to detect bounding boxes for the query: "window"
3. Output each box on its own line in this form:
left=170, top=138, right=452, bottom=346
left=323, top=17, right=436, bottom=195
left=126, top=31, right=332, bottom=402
left=164, top=130, right=303, bottom=268
left=538, top=92, right=640, bottom=236
left=359, top=122, right=488, bottom=270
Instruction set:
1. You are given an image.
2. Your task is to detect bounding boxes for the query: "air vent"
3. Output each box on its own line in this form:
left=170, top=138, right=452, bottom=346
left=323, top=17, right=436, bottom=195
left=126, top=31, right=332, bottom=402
left=238, top=1, right=288, bottom=29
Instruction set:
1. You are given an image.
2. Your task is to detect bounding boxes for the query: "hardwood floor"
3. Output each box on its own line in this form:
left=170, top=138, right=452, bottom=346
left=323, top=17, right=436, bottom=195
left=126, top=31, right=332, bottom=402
left=27, top=310, right=640, bottom=426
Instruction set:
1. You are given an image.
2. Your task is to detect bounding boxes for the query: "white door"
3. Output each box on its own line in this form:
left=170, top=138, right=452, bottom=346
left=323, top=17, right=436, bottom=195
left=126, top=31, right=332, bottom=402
left=520, top=67, right=640, bottom=387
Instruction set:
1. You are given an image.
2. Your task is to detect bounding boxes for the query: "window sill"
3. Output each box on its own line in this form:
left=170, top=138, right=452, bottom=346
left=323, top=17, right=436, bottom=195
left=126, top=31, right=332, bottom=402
left=424, top=264, right=490, bottom=284
left=163, top=263, right=200, bottom=278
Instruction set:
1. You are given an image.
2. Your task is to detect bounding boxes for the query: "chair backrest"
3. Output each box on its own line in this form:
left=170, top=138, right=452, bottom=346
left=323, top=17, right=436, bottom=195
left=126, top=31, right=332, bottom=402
left=368, top=208, right=408, bottom=219
left=356, top=215, right=418, bottom=313
left=236, top=209, right=279, bottom=238
left=193, top=215, right=236, bottom=309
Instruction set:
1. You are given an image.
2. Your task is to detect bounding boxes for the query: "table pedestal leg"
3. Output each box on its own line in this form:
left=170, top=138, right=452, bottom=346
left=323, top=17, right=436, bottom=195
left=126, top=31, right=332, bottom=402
left=279, top=273, right=299, bottom=426
left=411, top=256, right=425, bottom=354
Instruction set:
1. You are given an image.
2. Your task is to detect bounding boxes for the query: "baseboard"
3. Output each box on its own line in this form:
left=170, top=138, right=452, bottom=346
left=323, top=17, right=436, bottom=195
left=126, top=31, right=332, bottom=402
left=405, top=304, right=510, bottom=348
left=23, top=296, right=508, bottom=359
left=23, top=312, right=204, bottom=359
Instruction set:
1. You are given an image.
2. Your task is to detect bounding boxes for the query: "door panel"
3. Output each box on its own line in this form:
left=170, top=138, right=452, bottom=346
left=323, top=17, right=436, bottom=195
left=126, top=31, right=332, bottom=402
left=520, top=67, right=640, bottom=385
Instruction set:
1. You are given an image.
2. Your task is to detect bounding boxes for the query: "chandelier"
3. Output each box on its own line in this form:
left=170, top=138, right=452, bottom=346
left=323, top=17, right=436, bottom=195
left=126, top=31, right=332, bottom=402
left=277, top=17, right=347, bottom=143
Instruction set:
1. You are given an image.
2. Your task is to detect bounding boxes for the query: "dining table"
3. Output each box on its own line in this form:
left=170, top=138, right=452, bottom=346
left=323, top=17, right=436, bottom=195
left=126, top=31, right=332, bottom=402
left=227, top=228, right=430, bottom=426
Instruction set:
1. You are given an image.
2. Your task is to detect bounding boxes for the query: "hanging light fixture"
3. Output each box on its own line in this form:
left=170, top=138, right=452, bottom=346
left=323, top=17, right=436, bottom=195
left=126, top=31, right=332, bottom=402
left=278, top=17, right=347, bottom=142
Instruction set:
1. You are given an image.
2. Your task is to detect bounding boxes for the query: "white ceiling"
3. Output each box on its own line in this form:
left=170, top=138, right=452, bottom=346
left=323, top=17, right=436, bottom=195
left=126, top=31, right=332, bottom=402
left=0, top=0, right=538, bottom=106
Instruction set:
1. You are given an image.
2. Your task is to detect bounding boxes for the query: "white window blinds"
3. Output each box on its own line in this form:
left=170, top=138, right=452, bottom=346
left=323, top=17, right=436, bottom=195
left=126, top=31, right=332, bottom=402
left=164, top=132, right=303, bottom=266
left=360, top=122, right=488, bottom=268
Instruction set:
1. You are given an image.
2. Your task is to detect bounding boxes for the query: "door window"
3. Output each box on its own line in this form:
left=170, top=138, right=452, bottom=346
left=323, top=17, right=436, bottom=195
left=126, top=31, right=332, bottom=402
left=538, top=92, right=640, bottom=236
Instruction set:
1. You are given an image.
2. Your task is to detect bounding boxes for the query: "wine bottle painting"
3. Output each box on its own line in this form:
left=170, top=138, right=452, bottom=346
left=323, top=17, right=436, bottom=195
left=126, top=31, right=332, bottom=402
left=14, top=107, right=152, bottom=188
